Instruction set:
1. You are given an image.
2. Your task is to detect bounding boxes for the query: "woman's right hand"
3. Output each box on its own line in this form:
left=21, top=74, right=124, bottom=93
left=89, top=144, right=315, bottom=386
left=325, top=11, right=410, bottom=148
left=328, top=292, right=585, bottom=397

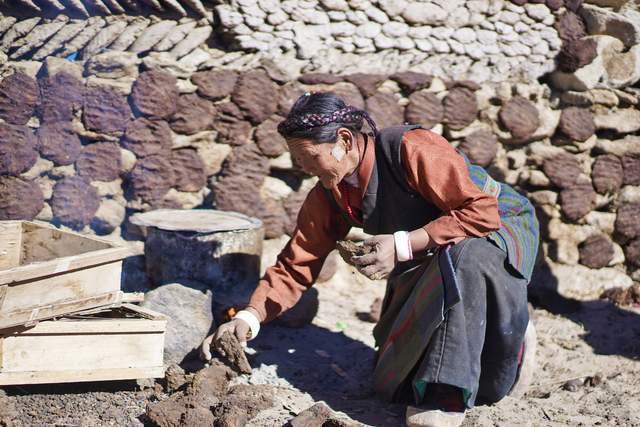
left=199, top=317, right=251, bottom=362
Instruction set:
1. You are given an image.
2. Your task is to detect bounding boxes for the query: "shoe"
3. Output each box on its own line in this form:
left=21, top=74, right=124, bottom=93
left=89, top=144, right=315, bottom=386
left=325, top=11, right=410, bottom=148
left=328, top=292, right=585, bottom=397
left=509, top=319, right=537, bottom=398
left=405, top=405, right=465, bottom=427
left=406, top=384, right=465, bottom=427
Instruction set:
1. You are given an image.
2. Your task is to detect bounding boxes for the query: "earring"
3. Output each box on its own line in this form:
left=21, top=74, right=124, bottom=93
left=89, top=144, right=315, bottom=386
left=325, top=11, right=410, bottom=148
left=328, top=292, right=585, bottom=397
left=331, top=144, right=345, bottom=162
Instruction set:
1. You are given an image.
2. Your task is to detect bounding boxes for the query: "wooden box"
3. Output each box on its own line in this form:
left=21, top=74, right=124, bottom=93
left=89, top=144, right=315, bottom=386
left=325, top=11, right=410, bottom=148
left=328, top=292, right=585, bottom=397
left=0, top=221, right=132, bottom=330
left=0, top=304, right=167, bottom=385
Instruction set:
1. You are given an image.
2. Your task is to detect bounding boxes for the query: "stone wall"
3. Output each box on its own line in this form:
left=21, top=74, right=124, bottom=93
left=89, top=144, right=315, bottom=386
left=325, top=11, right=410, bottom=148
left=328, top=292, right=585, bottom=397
left=0, top=1, right=639, bottom=290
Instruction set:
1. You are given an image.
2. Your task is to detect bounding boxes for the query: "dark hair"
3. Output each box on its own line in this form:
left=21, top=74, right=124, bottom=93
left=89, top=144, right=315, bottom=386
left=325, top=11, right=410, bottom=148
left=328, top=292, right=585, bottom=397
left=277, top=92, right=378, bottom=143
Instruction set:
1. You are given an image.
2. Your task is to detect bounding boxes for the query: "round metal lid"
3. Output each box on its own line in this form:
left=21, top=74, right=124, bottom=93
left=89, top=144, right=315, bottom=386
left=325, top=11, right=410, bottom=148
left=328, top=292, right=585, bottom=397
left=129, top=209, right=262, bottom=233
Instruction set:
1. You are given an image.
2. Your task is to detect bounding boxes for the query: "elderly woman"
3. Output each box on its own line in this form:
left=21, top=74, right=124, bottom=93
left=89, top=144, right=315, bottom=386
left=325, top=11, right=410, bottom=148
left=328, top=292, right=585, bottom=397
left=202, top=92, right=539, bottom=427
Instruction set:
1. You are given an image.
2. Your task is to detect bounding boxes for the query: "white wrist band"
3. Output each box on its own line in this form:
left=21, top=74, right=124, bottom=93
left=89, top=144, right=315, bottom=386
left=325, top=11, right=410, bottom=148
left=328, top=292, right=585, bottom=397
left=234, top=310, right=261, bottom=341
left=393, top=231, right=413, bottom=262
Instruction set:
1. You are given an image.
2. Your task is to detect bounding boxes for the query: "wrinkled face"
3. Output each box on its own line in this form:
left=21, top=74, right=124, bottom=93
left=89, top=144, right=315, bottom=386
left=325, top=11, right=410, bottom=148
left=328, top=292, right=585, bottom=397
left=287, top=128, right=359, bottom=190
left=287, top=137, right=344, bottom=189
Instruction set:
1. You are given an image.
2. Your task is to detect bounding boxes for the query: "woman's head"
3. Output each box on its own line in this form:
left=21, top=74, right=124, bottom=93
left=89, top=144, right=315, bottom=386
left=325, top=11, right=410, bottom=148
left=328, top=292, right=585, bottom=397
left=277, top=92, right=377, bottom=189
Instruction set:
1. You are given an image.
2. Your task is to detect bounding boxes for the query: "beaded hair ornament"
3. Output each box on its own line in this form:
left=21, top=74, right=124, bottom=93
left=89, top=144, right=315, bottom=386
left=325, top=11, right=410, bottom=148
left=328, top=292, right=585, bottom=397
left=277, top=92, right=378, bottom=137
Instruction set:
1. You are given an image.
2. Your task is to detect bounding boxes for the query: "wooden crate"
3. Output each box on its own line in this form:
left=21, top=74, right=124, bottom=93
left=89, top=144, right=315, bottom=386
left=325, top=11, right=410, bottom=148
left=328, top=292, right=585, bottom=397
left=0, top=304, right=167, bottom=385
left=0, top=221, right=132, bottom=330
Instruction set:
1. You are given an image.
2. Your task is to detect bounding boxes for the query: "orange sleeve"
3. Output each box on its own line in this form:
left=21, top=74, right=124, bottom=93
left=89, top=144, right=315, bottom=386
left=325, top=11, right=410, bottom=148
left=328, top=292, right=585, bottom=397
left=247, top=183, right=350, bottom=323
left=401, top=129, right=501, bottom=245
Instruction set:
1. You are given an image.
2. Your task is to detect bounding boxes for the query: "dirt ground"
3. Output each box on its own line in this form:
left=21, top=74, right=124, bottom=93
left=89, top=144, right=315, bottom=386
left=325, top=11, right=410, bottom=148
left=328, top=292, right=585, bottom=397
left=2, top=239, right=639, bottom=426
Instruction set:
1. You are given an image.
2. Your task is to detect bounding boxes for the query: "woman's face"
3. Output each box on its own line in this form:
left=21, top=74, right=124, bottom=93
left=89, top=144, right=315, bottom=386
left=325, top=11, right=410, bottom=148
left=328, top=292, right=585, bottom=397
left=287, top=130, right=355, bottom=190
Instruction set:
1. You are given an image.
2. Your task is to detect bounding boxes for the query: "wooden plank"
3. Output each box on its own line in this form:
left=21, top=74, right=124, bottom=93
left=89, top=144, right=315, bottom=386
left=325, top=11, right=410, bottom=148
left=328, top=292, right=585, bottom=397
left=0, top=246, right=132, bottom=286
left=0, top=262, right=123, bottom=330
left=21, top=222, right=112, bottom=264
left=1, top=330, right=165, bottom=372
left=0, top=366, right=165, bottom=385
left=122, top=292, right=144, bottom=303
left=0, top=222, right=22, bottom=270
left=121, top=303, right=168, bottom=321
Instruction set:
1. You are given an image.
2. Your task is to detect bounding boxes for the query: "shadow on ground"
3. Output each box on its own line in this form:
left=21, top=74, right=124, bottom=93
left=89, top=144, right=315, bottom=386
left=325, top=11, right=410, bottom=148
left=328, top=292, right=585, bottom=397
left=249, top=323, right=406, bottom=427
left=529, top=259, right=640, bottom=360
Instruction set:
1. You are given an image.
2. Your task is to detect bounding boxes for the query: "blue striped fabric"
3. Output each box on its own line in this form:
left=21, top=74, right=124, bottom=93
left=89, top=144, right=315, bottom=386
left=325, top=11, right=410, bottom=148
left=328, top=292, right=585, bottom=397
left=463, top=155, right=540, bottom=282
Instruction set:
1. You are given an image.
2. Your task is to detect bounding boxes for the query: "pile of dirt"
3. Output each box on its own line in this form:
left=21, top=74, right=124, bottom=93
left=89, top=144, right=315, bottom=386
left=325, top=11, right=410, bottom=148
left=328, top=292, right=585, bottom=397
left=600, top=283, right=640, bottom=306
left=335, top=240, right=373, bottom=267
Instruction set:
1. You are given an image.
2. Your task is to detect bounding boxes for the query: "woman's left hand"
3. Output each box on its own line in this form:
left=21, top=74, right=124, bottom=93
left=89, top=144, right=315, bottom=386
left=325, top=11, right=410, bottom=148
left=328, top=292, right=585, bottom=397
left=352, top=234, right=396, bottom=280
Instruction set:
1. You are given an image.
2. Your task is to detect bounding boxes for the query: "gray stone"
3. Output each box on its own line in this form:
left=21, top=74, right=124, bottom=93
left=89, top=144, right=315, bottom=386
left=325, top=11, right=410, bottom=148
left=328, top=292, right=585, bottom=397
left=378, top=0, right=407, bottom=17
left=366, top=7, right=390, bottom=23
left=142, top=282, right=214, bottom=365
left=453, top=27, right=476, bottom=43
left=604, top=45, right=640, bottom=88
left=356, top=21, right=381, bottom=38
left=449, top=7, right=471, bottom=27
left=383, top=21, right=409, bottom=38
left=580, top=4, right=640, bottom=48
left=525, top=4, right=551, bottom=22
left=594, top=108, right=640, bottom=134
left=321, top=0, right=350, bottom=10
left=92, top=198, right=125, bottom=234
left=402, top=3, right=447, bottom=25
left=498, top=10, right=520, bottom=25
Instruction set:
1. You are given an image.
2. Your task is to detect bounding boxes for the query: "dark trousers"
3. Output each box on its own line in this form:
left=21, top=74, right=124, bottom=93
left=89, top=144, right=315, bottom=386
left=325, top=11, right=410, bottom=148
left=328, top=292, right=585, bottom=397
left=413, top=238, right=529, bottom=408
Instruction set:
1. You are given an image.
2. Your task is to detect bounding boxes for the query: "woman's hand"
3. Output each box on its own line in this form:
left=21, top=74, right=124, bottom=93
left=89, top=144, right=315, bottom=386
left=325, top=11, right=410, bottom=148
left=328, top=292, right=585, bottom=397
left=352, top=234, right=396, bottom=280
left=199, top=317, right=251, bottom=361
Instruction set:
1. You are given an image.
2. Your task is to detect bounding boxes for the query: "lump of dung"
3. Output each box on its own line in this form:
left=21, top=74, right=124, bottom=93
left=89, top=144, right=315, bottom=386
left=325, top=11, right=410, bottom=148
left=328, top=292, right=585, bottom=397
left=0, top=176, right=43, bottom=220
left=76, top=142, right=121, bottom=182
left=0, top=71, right=38, bottom=125
left=336, top=240, right=374, bottom=266
left=498, top=96, right=539, bottom=141
left=38, top=71, right=84, bottom=123
left=558, top=107, right=595, bottom=142
left=214, top=331, right=252, bottom=375
left=83, top=86, right=131, bottom=135
left=543, top=152, right=582, bottom=189
left=591, top=154, right=623, bottom=194
left=121, top=117, right=172, bottom=158
left=365, top=92, right=405, bottom=130
left=51, top=176, right=100, bottom=229
left=458, top=130, right=498, bottom=168
left=169, top=93, right=215, bottom=135
left=391, top=71, right=433, bottom=93
left=232, top=70, right=279, bottom=125
left=0, top=122, right=38, bottom=175
left=559, top=183, right=596, bottom=221
left=170, top=148, right=206, bottom=192
left=405, top=91, right=444, bottom=129
left=37, top=121, right=82, bottom=166
left=192, top=69, right=238, bottom=101
left=443, top=87, right=478, bottom=131
left=131, top=69, right=179, bottom=119
left=578, top=234, right=615, bottom=268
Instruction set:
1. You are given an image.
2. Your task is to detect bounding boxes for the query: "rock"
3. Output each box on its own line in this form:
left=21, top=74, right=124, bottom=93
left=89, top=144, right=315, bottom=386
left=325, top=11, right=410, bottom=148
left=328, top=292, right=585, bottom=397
left=21, top=157, right=54, bottom=181
left=120, top=148, right=137, bottom=174
left=558, top=37, right=598, bottom=74
left=127, top=154, right=175, bottom=203
left=594, top=108, right=640, bottom=134
left=625, top=239, right=640, bottom=268
left=289, top=401, right=333, bottom=427
left=443, top=87, right=477, bottom=131
left=76, top=142, right=121, bottom=182
left=197, top=142, right=232, bottom=176
left=543, top=151, right=583, bottom=189
left=560, top=183, right=597, bottom=221
left=131, top=69, right=179, bottom=119
left=579, top=4, right=639, bottom=48
left=232, top=70, right=279, bottom=125
left=85, top=75, right=135, bottom=96
left=51, top=176, right=100, bottom=230
left=615, top=202, right=640, bottom=240
left=92, top=198, right=125, bottom=234
left=592, top=154, right=623, bottom=194
left=579, top=234, right=615, bottom=268
left=0, top=176, right=43, bottom=220
left=539, top=260, right=633, bottom=298
left=91, top=179, right=123, bottom=198
left=551, top=35, right=624, bottom=91
left=498, top=96, right=539, bottom=141
left=170, top=148, right=207, bottom=192
left=391, top=71, right=433, bottom=93
left=85, top=51, right=140, bottom=79
left=603, top=45, right=640, bottom=88
left=558, top=107, right=595, bottom=142
left=365, top=92, right=404, bottom=129
left=622, top=154, right=640, bottom=185
left=42, top=56, right=83, bottom=80
left=83, top=86, right=131, bottom=135
left=122, top=118, right=172, bottom=158
left=255, top=115, right=287, bottom=157
left=405, top=91, right=444, bottom=129
left=164, top=364, right=189, bottom=394
left=458, top=130, right=498, bottom=167
left=192, top=69, right=238, bottom=101
left=170, top=93, right=215, bottom=135
left=402, top=2, right=447, bottom=25
left=142, top=282, right=214, bottom=365
left=37, top=71, right=84, bottom=123
left=0, top=71, right=38, bottom=125
left=0, top=122, right=38, bottom=175
left=162, top=188, right=208, bottom=210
